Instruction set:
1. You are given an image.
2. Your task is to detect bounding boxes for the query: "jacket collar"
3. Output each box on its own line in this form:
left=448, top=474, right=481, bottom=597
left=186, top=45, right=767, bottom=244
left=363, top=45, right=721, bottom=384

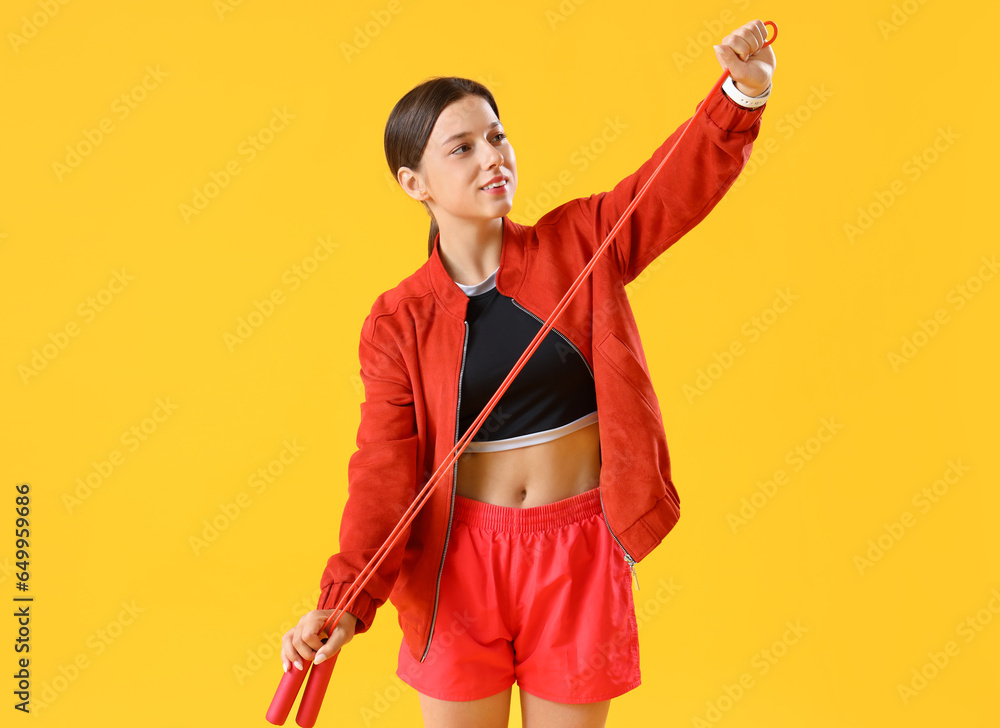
left=426, top=215, right=524, bottom=319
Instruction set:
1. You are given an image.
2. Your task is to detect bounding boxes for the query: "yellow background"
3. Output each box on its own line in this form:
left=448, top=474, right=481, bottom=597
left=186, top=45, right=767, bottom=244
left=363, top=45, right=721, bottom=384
left=2, top=0, right=997, bottom=726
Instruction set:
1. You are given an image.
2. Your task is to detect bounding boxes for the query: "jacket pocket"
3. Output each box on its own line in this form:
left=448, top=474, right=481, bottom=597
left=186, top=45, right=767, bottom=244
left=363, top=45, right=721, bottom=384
left=596, top=331, right=660, bottom=417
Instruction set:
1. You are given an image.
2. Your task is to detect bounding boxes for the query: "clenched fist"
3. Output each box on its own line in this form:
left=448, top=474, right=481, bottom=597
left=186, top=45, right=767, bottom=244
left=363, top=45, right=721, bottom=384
left=713, top=19, right=777, bottom=97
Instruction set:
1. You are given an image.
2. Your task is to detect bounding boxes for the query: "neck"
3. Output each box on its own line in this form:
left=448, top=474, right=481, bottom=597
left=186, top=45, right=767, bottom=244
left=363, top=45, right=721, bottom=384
left=437, top=216, right=504, bottom=286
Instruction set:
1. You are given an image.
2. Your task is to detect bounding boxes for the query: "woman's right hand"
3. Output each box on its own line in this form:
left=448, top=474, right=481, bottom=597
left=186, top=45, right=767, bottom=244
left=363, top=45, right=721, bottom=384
left=713, top=19, right=776, bottom=98
left=280, top=609, right=358, bottom=673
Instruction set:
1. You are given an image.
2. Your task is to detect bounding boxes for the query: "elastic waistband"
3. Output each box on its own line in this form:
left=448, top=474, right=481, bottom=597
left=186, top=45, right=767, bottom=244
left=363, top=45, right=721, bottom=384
left=453, top=486, right=602, bottom=533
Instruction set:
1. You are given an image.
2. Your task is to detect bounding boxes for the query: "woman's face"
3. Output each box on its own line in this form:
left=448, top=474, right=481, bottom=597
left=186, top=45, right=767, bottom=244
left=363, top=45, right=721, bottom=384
left=402, top=94, right=517, bottom=228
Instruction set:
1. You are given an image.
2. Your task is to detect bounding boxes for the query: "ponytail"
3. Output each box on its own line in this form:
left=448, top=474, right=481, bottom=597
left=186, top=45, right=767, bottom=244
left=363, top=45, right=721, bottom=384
left=427, top=216, right=438, bottom=258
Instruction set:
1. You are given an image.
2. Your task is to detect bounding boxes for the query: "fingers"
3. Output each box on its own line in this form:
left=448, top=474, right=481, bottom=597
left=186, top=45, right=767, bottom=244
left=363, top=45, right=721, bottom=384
left=316, top=611, right=357, bottom=664
left=280, top=610, right=333, bottom=673
left=279, top=609, right=357, bottom=673
left=292, top=623, right=328, bottom=661
left=723, top=19, right=768, bottom=62
left=714, top=19, right=776, bottom=92
left=280, top=626, right=312, bottom=673
left=280, top=629, right=302, bottom=673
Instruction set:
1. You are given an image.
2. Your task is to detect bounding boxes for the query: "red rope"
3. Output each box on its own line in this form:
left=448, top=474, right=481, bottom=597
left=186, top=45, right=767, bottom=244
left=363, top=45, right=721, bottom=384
left=267, top=20, right=776, bottom=726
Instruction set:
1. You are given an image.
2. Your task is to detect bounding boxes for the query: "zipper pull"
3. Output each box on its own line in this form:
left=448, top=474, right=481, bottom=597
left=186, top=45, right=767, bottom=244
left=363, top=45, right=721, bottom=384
left=625, top=554, right=640, bottom=591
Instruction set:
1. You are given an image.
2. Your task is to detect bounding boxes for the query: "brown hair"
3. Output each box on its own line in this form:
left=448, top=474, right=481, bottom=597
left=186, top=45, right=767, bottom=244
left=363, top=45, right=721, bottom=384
left=384, top=76, right=501, bottom=257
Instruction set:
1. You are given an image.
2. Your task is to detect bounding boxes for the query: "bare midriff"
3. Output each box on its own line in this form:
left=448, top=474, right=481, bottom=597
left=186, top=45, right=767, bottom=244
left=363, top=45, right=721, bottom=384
left=455, top=421, right=602, bottom=508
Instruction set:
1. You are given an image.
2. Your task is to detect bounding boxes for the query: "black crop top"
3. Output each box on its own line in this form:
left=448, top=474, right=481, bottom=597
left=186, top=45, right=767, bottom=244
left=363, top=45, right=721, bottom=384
left=455, top=267, right=598, bottom=452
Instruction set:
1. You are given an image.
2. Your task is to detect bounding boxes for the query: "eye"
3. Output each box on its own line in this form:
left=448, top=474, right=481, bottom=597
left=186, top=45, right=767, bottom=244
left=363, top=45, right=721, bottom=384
left=451, top=132, right=507, bottom=155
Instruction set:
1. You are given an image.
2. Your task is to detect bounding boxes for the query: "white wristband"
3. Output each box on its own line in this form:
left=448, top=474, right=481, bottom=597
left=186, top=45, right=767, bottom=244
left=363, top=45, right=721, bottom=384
left=721, top=75, right=771, bottom=109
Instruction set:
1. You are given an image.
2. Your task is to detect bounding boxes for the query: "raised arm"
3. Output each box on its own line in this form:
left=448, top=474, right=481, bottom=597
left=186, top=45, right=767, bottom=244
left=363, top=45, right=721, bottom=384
left=552, top=19, right=776, bottom=285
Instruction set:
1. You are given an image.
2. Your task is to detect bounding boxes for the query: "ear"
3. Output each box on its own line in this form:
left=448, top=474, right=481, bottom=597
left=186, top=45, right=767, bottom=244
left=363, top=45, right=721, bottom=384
left=397, top=166, right=429, bottom=203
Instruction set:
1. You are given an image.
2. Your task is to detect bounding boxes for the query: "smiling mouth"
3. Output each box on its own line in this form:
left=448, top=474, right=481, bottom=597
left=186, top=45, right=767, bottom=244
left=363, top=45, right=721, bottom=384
left=481, top=179, right=508, bottom=191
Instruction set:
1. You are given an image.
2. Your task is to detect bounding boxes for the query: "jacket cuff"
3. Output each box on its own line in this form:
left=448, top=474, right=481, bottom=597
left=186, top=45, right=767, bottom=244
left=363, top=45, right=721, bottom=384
left=702, top=81, right=766, bottom=134
left=317, top=581, right=377, bottom=635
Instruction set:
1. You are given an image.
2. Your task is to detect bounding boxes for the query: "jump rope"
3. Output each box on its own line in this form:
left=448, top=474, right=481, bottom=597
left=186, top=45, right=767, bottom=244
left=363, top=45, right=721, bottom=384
left=266, top=21, right=776, bottom=727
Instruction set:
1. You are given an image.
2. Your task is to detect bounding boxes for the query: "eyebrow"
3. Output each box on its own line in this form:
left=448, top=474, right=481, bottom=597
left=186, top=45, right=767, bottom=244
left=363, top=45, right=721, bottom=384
left=440, top=121, right=502, bottom=147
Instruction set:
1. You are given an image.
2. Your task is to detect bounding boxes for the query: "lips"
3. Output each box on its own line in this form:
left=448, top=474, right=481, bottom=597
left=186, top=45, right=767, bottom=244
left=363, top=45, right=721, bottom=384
left=480, top=176, right=507, bottom=190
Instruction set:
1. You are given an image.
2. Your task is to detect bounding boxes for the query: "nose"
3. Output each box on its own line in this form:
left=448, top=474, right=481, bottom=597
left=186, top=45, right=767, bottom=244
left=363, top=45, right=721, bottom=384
left=481, top=143, right=504, bottom=170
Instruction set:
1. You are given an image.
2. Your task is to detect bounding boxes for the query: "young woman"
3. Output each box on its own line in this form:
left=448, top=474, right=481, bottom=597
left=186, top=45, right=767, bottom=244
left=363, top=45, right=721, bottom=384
left=281, top=19, right=776, bottom=728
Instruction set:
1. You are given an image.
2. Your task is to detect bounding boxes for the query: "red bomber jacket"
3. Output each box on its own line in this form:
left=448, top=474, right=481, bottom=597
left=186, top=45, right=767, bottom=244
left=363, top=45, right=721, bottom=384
left=318, top=83, right=766, bottom=663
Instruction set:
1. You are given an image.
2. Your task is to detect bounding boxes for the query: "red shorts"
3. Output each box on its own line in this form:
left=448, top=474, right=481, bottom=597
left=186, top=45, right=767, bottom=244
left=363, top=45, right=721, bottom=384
left=396, top=485, right=641, bottom=703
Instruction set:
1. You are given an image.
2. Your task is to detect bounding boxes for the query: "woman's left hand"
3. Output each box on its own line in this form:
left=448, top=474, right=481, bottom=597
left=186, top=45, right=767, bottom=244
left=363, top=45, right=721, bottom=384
left=713, top=19, right=776, bottom=97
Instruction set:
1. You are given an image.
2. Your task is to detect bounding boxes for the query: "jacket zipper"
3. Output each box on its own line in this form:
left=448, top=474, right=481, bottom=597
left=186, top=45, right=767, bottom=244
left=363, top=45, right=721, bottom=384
left=510, top=298, right=639, bottom=591
left=599, top=487, right=640, bottom=591
left=421, top=320, right=469, bottom=662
